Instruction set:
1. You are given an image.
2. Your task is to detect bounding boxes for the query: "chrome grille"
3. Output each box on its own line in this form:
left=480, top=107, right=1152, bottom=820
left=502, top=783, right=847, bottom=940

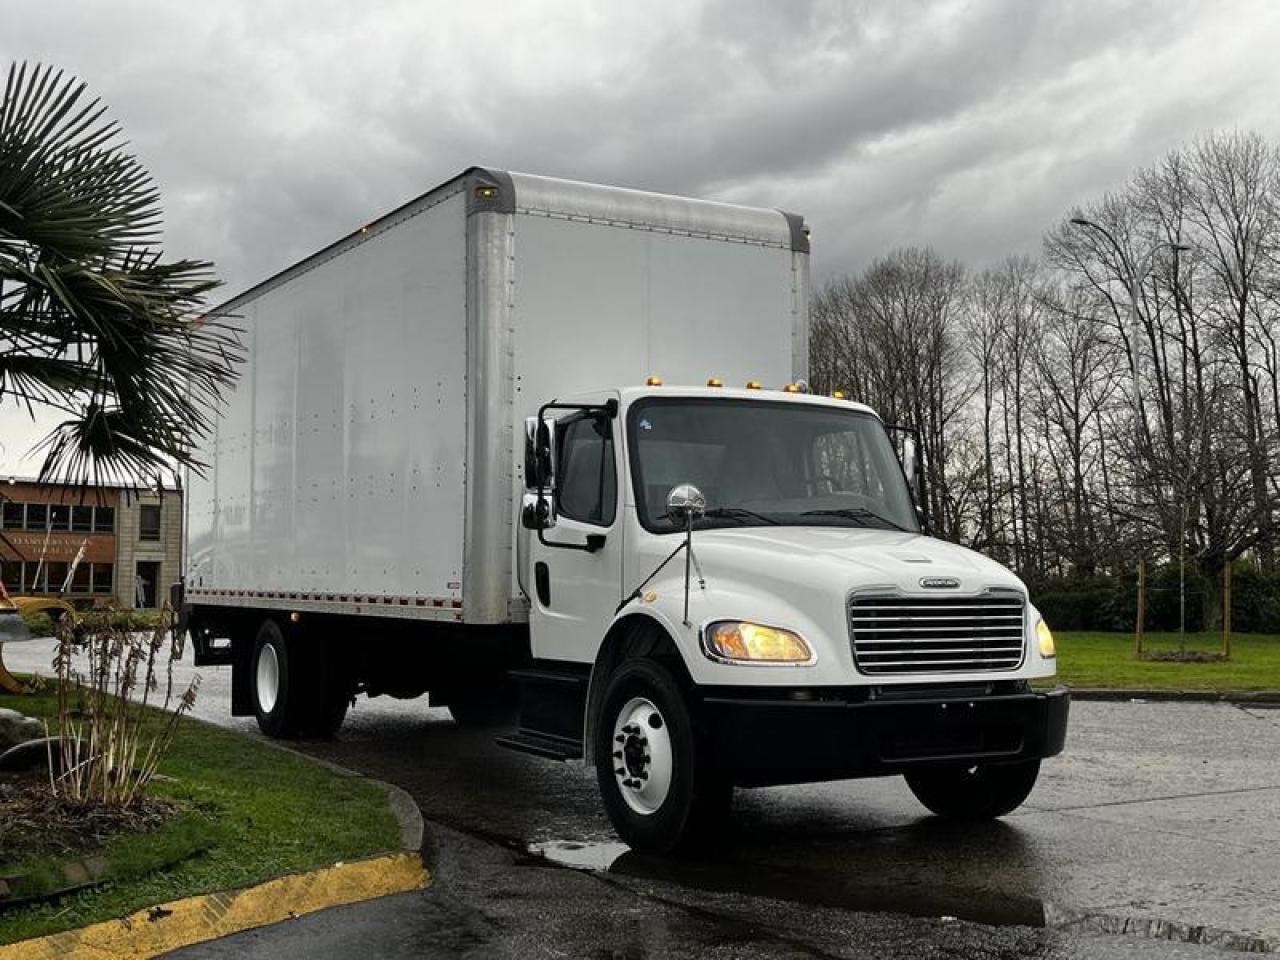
left=849, top=593, right=1026, bottom=675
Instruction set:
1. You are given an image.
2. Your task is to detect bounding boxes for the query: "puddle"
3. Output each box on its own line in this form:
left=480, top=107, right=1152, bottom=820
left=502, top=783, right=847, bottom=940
left=527, top=839, right=630, bottom=871
left=526, top=837, right=1045, bottom=928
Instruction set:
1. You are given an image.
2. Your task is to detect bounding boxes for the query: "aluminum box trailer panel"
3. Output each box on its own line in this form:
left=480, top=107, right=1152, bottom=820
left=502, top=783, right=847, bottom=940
left=186, top=168, right=809, bottom=625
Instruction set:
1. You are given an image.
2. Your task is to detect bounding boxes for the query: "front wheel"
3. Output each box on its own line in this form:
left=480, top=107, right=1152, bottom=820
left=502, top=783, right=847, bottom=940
left=904, top=759, right=1041, bottom=820
left=594, top=659, right=730, bottom=854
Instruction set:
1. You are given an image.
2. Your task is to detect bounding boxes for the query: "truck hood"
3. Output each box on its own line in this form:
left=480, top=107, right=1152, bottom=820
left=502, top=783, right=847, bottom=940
left=686, top=526, right=1024, bottom=597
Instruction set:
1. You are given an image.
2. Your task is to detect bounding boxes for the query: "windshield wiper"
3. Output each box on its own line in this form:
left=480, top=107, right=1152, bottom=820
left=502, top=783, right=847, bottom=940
left=800, top=507, right=910, bottom=532
left=702, top=506, right=781, bottom=526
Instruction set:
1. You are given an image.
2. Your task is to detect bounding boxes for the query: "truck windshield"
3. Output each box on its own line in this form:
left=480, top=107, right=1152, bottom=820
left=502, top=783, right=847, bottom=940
left=628, top=398, right=920, bottom=534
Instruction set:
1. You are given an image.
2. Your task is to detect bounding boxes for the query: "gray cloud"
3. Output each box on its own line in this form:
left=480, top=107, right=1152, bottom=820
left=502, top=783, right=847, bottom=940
left=3, top=0, right=1280, bottom=470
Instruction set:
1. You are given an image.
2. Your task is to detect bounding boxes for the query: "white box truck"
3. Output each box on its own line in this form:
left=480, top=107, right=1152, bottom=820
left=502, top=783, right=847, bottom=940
left=181, top=168, right=1068, bottom=852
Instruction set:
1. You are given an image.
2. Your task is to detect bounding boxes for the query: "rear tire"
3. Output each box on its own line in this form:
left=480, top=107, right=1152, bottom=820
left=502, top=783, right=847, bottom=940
left=252, top=620, right=301, bottom=738
left=905, top=759, right=1041, bottom=820
left=594, top=658, right=730, bottom=854
left=251, top=619, right=349, bottom=739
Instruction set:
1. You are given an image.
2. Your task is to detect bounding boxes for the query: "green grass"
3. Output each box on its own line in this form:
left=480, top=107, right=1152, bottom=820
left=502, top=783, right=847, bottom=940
left=1042, top=631, right=1280, bottom=691
left=4, top=811, right=222, bottom=901
left=0, top=691, right=401, bottom=945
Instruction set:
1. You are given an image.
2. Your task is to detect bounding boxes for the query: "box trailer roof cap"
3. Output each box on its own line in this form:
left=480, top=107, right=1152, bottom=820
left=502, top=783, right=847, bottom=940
left=482, top=169, right=809, bottom=254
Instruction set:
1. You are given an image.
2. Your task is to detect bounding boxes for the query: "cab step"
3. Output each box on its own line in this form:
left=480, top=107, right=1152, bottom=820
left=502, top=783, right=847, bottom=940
left=495, top=730, right=583, bottom=761
left=495, top=662, right=589, bottom=762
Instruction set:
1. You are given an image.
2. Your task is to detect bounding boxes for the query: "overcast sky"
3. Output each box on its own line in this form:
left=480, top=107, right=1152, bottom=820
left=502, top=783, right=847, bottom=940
left=4, top=0, right=1280, bottom=472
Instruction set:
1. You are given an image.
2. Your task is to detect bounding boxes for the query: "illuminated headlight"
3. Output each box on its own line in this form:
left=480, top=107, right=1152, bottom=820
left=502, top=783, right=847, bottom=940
left=1036, top=618, right=1056, bottom=659
left=703, top=621, right=813, bottom=664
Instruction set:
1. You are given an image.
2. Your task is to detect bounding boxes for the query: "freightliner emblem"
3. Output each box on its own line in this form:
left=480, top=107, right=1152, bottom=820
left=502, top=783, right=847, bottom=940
left=920, top=577, right=960, bottom=589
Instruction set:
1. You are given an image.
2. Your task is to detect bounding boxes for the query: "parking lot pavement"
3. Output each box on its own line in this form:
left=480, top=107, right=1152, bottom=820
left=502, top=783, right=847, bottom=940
left=6, top=637, right=1279, bottom=955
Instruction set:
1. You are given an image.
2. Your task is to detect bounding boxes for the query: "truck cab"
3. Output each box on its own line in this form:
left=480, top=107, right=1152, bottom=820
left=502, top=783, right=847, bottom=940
left=508, top=382, right=1068, bottom=852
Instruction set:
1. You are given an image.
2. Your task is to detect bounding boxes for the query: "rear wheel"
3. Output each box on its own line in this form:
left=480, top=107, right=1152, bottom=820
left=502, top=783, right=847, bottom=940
left=251, top=619, right=349, bottom=739
left=594, top=658, right=730, bottom=854
left=905, top=759, right=1041, bottom=820
left=252, top=620, right=300, bottom=738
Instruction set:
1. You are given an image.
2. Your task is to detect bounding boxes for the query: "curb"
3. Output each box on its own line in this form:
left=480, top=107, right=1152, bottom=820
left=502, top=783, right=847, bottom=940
left=1068, top=687, right=1280, bottom=704
left=0, top=852, right=428, bottom=960
left=0, top=740, right=429, bottom=959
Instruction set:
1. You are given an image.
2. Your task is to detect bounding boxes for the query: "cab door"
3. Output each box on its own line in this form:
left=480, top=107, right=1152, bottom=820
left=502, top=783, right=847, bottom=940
left=527, top=398, right=625, bottom=664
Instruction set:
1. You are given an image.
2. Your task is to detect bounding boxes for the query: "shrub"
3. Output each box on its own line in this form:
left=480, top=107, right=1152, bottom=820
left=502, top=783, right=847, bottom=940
left=20, top=610, right=55, bottom=638
left=48, top=607, right=198, bottom=809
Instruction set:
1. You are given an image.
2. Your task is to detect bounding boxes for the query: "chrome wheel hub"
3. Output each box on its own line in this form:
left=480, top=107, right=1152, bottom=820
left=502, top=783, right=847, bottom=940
left=611, top=697, right=673, bottom=815
left=256, top=643, right=280, bottom=714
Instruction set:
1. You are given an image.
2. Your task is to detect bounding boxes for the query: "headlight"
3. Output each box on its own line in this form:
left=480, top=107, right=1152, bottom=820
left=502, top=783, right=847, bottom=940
left=1036, top=618, right=1056, bottom=659
left=703, top=621, right=813, bottom=664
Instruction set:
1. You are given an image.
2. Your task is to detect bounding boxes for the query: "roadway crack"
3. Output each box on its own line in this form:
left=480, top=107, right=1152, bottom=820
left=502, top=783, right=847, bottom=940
left=1234, top=703, right=1280, bottom=728
left=1038, top=782, right=1280, bottom=813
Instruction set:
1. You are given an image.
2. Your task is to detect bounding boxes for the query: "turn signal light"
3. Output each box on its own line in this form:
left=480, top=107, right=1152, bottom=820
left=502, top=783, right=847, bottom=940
left=645, top=375, right=663, bottom=386
left=703, top=621, right=813, bottom=663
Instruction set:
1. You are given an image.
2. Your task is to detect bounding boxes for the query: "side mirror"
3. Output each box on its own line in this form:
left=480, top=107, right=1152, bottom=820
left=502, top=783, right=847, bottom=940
left=901, top=437, right=921, bottom=501
left=521, top=490, right=556, bottom=530
left=523, top=415, right=558, bottom=490
left=666, top=484, right=706, bottom=526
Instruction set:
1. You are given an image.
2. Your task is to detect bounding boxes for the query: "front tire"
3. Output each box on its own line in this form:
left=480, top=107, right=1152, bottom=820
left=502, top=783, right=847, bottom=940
left=594, top=658, right=730, bottom=854
left=905, top=759, right=1041, bottom=820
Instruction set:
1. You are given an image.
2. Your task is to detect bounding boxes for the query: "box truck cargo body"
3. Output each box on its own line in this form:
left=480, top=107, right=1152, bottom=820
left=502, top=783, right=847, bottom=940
left=183, top=168, right=1067, bottom=852
left=185, top=169, right=807, bottom=623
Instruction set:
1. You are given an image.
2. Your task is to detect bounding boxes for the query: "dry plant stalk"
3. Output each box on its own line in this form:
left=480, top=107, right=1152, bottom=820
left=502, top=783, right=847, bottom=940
left=46, top=607, right=199, bottom=809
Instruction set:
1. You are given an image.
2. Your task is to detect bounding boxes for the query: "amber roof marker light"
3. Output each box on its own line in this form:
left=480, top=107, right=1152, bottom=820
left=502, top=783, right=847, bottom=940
left=745, top=380, right=762, bottom=390
left=706, top=377, right=723, bottom=387
left=645, top=375, right=664, bottom=387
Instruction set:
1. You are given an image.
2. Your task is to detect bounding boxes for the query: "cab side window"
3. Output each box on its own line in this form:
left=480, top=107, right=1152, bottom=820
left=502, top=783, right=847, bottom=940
left=557, top=416, right=617, bottom=526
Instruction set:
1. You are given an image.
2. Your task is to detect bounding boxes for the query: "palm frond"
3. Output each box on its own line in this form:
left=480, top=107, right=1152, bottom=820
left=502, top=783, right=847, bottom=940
left=1, top=61, right=243, bottom=489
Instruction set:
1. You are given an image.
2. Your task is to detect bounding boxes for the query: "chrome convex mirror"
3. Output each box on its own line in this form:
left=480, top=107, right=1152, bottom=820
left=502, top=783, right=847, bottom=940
left=666, top=484, right=706, bottom=526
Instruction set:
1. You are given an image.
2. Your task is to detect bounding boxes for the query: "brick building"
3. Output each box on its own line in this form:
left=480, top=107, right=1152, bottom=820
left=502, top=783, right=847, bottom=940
left=0, top=479, right=182, bottom=609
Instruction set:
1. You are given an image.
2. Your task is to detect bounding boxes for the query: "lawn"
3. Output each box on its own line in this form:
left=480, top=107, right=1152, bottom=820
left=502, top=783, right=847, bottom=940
left=0, top=689, right=402, bottom=945
left=1045, top=631, right=1280, bottom=691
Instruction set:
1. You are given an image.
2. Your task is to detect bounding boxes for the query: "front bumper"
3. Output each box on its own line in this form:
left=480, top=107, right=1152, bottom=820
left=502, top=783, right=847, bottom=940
left=699, top=684, right=1070, bottom=787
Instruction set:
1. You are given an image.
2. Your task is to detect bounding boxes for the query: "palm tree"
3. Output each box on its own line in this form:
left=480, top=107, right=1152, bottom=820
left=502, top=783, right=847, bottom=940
left=0, top=61, right=241, bottom=486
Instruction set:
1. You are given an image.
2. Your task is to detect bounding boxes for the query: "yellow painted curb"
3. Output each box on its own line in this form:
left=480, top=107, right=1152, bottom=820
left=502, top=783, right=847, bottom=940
left=0, top=851, right=429, bottom=960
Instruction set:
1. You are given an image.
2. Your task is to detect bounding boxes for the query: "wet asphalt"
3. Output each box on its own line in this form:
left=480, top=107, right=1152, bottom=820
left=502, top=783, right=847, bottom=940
left=5, top=638, right=1278, bottom=957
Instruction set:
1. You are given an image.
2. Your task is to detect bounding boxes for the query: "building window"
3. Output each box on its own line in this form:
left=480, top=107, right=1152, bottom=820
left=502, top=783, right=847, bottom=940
left=70, top=563, right=92, bottom=594
left=139, top=504, right=161, bottom=541
left=1, top=501, right=22, bottom=529
left=1, top=561, right=21, bottom=591
left=24, top=504, right=47, bottom=531
left=94, top=506, right=115, bottom=533
left=44, top=562, right=68, bottom=594
left=92, top=563, right=114, bottom=594
left=72, top=505, right=94, bottom=532
left=49, top=504, right=70, bottom=531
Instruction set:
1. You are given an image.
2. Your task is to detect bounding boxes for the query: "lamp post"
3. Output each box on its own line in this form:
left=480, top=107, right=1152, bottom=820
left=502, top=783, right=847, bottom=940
left=1069, top=218, right=1190, bottom=433
left=1069, top=218, right=1190, bottom=653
